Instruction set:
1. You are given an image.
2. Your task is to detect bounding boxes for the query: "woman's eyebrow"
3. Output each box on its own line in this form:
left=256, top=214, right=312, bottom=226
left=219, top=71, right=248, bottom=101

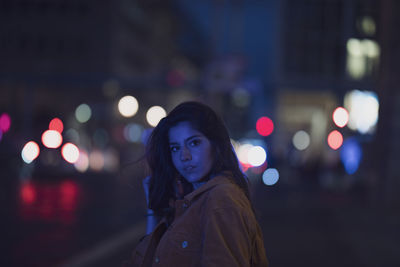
left=185, top=134, right=202, bottom=142
left=169, top=134, right=203, bottom=145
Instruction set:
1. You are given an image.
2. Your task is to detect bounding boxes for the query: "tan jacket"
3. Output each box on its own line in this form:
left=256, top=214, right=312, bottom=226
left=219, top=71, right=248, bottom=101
left=129, top=173, right=268, bottom=267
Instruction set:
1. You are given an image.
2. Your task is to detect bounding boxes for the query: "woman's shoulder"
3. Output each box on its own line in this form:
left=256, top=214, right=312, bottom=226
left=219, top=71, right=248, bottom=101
left=204, top=176, right=250, bottom=210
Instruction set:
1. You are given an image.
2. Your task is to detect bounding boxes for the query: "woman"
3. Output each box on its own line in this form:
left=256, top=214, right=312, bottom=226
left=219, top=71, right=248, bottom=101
left=129, top=101, right=268, bottom=267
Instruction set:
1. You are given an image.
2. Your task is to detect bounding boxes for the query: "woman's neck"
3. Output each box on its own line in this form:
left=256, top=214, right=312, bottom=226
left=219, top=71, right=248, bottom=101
left=191, top=181, right=206, bottom=190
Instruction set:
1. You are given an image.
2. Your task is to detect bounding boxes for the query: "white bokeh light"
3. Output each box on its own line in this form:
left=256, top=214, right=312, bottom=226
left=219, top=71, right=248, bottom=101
left=345, top=90, right=379, bottom=134
left=41, top=130, right=63, bottom=149
left=118, top=95, right=139, bottom=118
left=292, top=130, right=310, bottom=151
left=89, top=150, right=105, bottom=171
left=74, top=150, right=89, bottom=172
left=332, top=107, right=349, bottom=128
left=61, top=143, right=80, bottom=163
left=146, top=106, right=167, bottom=127
left=21, top=141, right=40, bottom=164
left=237, top=144, right=253, bottom=165
left=247, top=146, right=267, bottom=167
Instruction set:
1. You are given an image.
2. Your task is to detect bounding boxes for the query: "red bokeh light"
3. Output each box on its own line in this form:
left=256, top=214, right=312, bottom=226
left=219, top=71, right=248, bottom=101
left=251, top=161, right=268, bottom=175
left=256, top=117, right=274, bottom=137
left=20, top=183, right=36, bottom=205
left=240, top=162, right=252, bottom=172
left=19, top=180, right=81, bottom=224
left=49, top=118, right=64, bottom=133
left=60, top=181, right=79, bottom=211
left=327, top=130, right=343, bottom=150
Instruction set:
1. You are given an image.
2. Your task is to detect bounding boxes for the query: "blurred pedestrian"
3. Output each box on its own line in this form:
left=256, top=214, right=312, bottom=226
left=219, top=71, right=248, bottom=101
left=126, top=101, right=268, bottom=266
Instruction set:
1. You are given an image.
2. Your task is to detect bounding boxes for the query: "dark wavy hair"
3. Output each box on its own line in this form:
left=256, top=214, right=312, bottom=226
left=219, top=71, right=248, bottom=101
left=146, top=101, right=250, bottom=216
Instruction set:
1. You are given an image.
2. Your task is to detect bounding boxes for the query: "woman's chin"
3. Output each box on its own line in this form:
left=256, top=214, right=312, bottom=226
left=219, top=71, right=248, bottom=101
left=183, top=173, right=203, bottom=184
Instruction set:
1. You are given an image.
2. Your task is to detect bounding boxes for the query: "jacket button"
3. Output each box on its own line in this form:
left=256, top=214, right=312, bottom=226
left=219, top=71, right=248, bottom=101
left=155, top=257, right=160, bottom=263
left=182, top=241, right=188, bottom=248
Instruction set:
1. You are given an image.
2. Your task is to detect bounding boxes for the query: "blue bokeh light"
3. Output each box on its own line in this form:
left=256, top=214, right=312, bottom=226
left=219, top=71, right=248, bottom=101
left=340, top=138, right=362, bottom=174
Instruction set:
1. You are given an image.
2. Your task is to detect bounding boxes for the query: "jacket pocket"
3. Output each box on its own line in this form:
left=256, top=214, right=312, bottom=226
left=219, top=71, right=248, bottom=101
left=161, top=230, right=201, bottom=266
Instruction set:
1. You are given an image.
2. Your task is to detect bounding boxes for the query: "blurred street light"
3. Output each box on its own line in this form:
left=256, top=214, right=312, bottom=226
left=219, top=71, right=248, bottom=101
left=146, top=106, right=166, bottom=127
left=118, top=95, right=139, bottom=118
left=75, top=104, right=92, bottom=123
left=21, top=141, right=40, bottom=164
left=42, top=130, right=63, bottom=149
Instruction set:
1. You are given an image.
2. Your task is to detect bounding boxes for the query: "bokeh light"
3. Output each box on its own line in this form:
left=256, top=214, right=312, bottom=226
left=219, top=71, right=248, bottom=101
left=103, top=148, right=120, bottom=172
left=360, top=16, right=376, bottom=36
left=75, top=104, right=92, bottom=123
left=231, top=88, right=251, bottom=108
left=146, top=106, right=167, bottom=127
left=93, top=128, right=109, bottom=148
left=42, top=130, right=63, bottom=149
left=250, top=161, right=268, bottom=175
left=21, top=141, right=40, bottom=163
left=49, top=118, right=64, bottom=133
left=89, top=150, right=105, bottom=171
left=0, top=113, right=11, bottom=133
left=256, top=116, right=274, bottom=137
left=20, top=182, right=36, bottom=205
left=123, top=123, right=144, bottom=143
left=74, top=150, right=89, bottom=173
left=61, top=143, right=80, bottom=163
left=65, top=128, right=80, bottom=143
left=344, top=90, right=379, bottom=134
left=166, top=69, right=185, bottom=87
left=118, top=95, right=139, bottom=117
left=247, top=146, right=267, bottom=167
left=237, top=144, right=253, bottom=165
left=141, top=128, right=153, bottom=145
left=60, top=180, right=79, bottom=211
left=340, top=138, right=362, bottom=174
left=262, top=168, right=279, bottom=186
left=346, top=38, right=380, bottom=80
left=292, top=130, right=310, bottom=150
left=332, top=107, right=349, bottom=128
left=327, top=130, right=343, bottom=150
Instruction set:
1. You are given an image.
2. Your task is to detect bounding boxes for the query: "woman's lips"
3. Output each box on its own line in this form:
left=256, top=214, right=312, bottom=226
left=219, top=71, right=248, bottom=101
left=184, top=165, right=196, bottom=172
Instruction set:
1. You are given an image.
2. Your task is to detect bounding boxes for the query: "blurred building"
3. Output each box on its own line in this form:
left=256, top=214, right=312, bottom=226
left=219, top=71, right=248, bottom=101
left=0, top=0, right=179, bottom=79
left=0, top=0, right=190, bottom=153
left=275, top=0, right=399, bottom=208
left=377, top=0, right=400, bottom=207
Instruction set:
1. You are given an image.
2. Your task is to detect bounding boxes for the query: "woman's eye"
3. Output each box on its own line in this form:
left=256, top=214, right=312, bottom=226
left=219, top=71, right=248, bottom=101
left=190, top=139, right=201, bottom=146
left=170, top=146, right=179, bottom=152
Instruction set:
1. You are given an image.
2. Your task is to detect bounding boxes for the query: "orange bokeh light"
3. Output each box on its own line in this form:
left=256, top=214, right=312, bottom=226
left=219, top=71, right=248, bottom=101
left=327, top=130, right=343, bottom=150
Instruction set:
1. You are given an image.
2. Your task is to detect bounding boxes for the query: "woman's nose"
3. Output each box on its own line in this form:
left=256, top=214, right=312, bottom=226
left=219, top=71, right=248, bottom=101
left=180, top=146, right=191, bottom=161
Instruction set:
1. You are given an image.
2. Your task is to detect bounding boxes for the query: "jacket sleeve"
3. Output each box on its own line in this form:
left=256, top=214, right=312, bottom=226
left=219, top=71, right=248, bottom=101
left=201, top=207, right=252, bottom=267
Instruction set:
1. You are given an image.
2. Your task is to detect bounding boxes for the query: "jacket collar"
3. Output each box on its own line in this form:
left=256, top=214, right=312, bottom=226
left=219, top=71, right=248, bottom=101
left=184, top=171, right=233, bottom=203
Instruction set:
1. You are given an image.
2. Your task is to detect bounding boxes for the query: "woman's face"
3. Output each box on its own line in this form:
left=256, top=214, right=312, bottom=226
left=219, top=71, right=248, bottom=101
left=168, top=121, right=214, bottom=184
